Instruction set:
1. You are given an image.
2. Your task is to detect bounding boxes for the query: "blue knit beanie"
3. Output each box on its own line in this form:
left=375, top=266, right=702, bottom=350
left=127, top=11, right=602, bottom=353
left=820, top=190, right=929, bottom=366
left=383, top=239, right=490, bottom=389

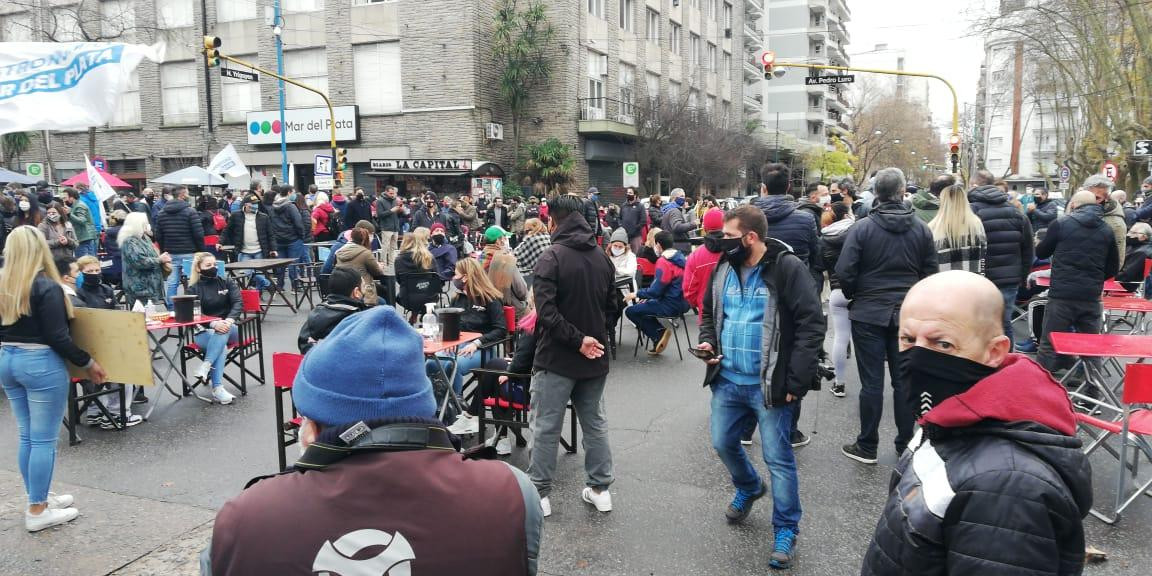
left=293, top=306, right=436, bottom=427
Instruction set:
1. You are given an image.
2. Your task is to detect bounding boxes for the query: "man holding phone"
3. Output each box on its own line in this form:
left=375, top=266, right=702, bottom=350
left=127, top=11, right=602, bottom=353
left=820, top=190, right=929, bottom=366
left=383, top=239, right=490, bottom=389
left=696, top=205, right=825, bottom=571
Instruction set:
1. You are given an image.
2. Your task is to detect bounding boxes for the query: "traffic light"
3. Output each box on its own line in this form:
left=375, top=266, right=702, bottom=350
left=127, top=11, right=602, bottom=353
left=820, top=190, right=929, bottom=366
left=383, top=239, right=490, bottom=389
left=203, top=36, right=221, bottom=68
left=948, top=134, right=961, bottom=172
left=336, top=148, right=348, bottom=172
left=334, top=170, right=345, bottom=187
left=762, top=51, right=776, bottom=80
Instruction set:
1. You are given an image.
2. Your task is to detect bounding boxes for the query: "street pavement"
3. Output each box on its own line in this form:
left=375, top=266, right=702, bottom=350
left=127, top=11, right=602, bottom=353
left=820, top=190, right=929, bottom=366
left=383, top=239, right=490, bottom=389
left=0, top=304, right=1149, bottom=575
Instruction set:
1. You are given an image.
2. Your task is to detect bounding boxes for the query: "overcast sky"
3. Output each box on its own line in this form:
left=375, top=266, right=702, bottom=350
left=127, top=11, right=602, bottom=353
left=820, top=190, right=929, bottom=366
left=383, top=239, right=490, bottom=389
left=845, top=0, right=995, bottom=135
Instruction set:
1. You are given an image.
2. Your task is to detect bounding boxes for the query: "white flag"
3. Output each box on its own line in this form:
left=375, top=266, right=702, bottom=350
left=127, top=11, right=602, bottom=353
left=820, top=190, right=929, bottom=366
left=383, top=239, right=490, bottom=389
left=0, top=42, right=165, bottom=133
left=207, top=144, right=248, bottom=178
left=85, top=154, right=116, bottom=227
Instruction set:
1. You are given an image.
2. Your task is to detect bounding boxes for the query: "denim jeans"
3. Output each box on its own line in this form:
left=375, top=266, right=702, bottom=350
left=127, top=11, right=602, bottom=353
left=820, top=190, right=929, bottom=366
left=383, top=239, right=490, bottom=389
left=277, top=240, right=309, bottom=285
left=237, top=251, right=269, bottom=290
left=0, top=346, right=71, bottom=504
left=851, top=319, right=915, bottom=454
left=165, top=253, right=195, bottom=307
left=624, top=299, right=685, bottom=341
left=193, top=325, right=240, bottom=388
left=528, top=370, right=614, bottom=498
left=75, top=239, right=97, bottom=258
left=1000, top=286, right=1017, bottom=342
left=426, top=351, right=484, bottom=397
left=709, top=377, right=801, bottom=530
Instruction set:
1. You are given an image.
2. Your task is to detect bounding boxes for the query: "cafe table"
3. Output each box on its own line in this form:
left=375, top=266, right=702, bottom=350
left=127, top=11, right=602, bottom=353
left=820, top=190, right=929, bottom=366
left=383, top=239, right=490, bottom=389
left=224, top=257, right=299, bottom=313
left=424, top=331, right=482, bottom=421
left=141, top=314, right=220, bottom=420
left=1050, top=332, right=1152, bottom=410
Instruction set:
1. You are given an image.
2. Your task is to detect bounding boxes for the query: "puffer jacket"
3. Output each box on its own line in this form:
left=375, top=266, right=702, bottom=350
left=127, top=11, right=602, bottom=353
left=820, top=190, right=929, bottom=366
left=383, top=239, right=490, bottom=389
left=682, top=234, right=723, bottom=314
left=817, top=217, right=854, bottom=291
left=835, top=202, right=938, bottom=327
left=967, top=185, right=1033, bottom=289
left=911, top=189, right=939, bottom=223
left=1118, top=238, right=1152, bottom=291
left=752, top=195, right=818, bottom=267
left=636, top=249, right=691, bottom=313
left=269, top=197, right=306, bottom=244
left=1029, top=197, right=1059, bottom=231
left=862, top=355, right=1091, bottom=576
left=1035, top=205, right=1120, bottom=301
left=154, top=199, right=206, bottom=254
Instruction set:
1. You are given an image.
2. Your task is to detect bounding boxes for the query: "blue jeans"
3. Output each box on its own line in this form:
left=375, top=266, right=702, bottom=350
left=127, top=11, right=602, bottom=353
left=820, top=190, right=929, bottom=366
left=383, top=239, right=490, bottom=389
left=165, top=253, right=195, bottom=307
left=276, top=240, right=309, bottom=285
left=427, top=351, right=484, bottom=396
left=237, top=251, right=269, bottom=290
left=0, top=347, right=71, bottom=504
left=193, top=325, right=240, bottom=388
left=709, top=377, right=801, bottom=530
left=75, top=239, right=96, bottom=258
left=1000, top=286, right=1017, bottom=342
left=851, top=319, right=915, bottom=454
left=625, top=300, right=685, bottom=341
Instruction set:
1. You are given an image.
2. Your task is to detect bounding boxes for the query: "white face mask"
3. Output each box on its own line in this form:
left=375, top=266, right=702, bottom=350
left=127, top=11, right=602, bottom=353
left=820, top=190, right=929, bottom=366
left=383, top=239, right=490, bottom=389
left=19, top=200, right=30, bottom=211
left=818, top=195, right=831, bottom=206
left=610, top=246, right=625, bottom=257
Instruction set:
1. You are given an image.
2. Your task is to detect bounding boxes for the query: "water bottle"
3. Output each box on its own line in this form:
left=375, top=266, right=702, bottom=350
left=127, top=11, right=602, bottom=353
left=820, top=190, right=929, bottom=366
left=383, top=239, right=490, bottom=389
left=422, top=303, right=439, bottom=342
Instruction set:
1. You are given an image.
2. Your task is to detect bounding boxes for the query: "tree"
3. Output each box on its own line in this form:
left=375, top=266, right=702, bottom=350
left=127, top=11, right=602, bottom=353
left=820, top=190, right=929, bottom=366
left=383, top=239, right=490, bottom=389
left=801, top=136, right=856, bottom=182
left=521, top=138, right=575, bottom=192
left=492, top=0, right=555, bottom=180
left=2, top=133, right=33, bottom=169
left=848, top=76, right=942, bottom=185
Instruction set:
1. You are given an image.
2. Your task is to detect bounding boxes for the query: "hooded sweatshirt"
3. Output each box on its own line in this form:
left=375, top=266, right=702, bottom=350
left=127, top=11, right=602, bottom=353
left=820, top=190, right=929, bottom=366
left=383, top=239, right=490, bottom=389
left=683, top=233, right=724, bottom=315
left=752, top=195, right=818, bottom=266
left=636, top=249, right=691, bottom=312
left=270, top=196, right=306, bottom=244
left=911, top=189, right=940, bottom=223
left=862, top=354, right=1092, bottom=575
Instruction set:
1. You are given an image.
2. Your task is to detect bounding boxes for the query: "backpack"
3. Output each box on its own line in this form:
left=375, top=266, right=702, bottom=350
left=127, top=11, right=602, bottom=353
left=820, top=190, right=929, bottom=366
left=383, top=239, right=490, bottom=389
left=212, top=210, right=227, bottom=233
left=326, top=207, right=342, bottom=233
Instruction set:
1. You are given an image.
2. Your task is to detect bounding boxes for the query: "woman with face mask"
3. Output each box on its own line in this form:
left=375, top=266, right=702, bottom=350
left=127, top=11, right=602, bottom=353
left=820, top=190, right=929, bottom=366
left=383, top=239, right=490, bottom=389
left=606, top=227, right=638, bottom=281
left=185, top=252, right=243, bottom=405
left=37, top=202, right=78, bottom=260
left=119, top=212, right=171, bottom=310
left=12, top=192, right=42, bottom=228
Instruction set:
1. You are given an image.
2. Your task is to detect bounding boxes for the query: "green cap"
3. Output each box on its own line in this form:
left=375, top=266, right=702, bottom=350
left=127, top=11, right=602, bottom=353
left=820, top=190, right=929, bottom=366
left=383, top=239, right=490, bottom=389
left=484, top=226, right=509, bottom=243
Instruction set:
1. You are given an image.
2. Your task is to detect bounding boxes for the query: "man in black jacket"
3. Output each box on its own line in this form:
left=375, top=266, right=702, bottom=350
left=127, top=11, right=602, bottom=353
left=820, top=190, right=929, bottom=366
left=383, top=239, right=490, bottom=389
left=695, top=205, right=825, bottom=571
left=154, top=185, right=206, bottom=306
left=1028, top=186, right=1059, bottom=231
left=270, top=186, right=308, bottom=289
left=528, top=194, right=617, bottom=519
left=836, top=168, right=938, bottom=464
left=659, top=188, right=697, bottom=254
left=298, top=268, right=368, bottom=354
left=967, top=170, right=1034, bottom=343
left=619, top=188, right=646, bottom=254
left=582, top=187, right=602, bottom=239
left=374, top=185, right=402, bottom=268
left=862, top=270, right=1091, bottom=576
left=223, top=194, right=276, bottom=290
left=1035, top=190, right=1120, bottom=374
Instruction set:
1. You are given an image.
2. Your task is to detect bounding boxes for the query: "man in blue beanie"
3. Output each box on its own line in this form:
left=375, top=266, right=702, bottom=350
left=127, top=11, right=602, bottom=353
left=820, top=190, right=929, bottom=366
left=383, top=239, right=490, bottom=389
left=204, top=306, right=542, bottom=576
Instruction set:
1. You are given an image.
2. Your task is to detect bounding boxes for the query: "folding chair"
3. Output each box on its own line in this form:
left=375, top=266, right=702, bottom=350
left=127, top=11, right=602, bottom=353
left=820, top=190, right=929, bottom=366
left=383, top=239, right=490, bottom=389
left=1073, top=363, right=1152, bottom=524
left=273, top=352, right=305, bottom=471
left=397, top=272, right=445, bottom=324
left=179, top=289, right=266, bottom=396
left=473, top=367, right=578, bottom=455
left=63, top=379, right=127, bottom=446
left=633, top=312, right=692, bottom=360
left=287, top=262, right=320, bottom=310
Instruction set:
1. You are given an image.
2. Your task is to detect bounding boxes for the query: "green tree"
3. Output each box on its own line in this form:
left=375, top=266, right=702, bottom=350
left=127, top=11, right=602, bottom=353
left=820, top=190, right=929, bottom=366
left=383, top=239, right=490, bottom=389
left=2, top=132, right=33, bottom=169
left=522, top=138, right=575, bottom=191
left=492, top=0, right=555, bottom=178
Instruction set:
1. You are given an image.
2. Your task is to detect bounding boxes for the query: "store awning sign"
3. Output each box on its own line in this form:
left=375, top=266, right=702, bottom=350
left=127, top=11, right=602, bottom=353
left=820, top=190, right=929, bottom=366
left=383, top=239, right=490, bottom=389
left=369, top=159, right=473, bottom=172
left=247, top=106, right=359, bottom=145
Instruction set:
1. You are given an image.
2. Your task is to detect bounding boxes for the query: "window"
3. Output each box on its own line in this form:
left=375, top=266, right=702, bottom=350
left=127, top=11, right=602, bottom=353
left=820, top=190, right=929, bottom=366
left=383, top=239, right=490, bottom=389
left=722, top=101, right=731, bottom=126
left=160, top=62, right=199, bottom=125
left=724, top=2, right=733, bottom=28
left=646, top=9, right=660, bottom=44
left=2, top=12, right=32, bottom=42
left=688, top=89, right=699, bottom=110
left=110, top=72, right=141, bottom=127
left=708, top=0, right=718, bottom=20
left=221, top=56, right=260, bottom=123
left=587, top=50, right=606, bottom=114
left=283, top=0, right=326, bottom=12
left=706, top=95, right=716, bottom=116
left=587, top=0, right=603, bottom=18
left=353, top=43, right=403, bottom=114
left=156, top=0, right=193, bottom=29
left=646, top=72, right=660, bottom=102
left=989, top=136, right=1004, bottom=149
left=988, top=158, right=1004, bottom=170
left=619, top=0, right=634, bottom=31
left=619, top=63, right=635, bottom=116
left=284, top=49, right=329, bottom=108
left=50, top=7, right=83, bottom=41
left=217, top=0, right=257, bottom=22
left=690, top=33, right=700, bottom=66
left=669, top=22, right=681, bottom=56
left=101, top=0, right=135, bottom=41
left=722, top=52, right=731, bottom=80
left=669, top=81, right=681, bottom=103
left=707, top=42, right=716, bottom=71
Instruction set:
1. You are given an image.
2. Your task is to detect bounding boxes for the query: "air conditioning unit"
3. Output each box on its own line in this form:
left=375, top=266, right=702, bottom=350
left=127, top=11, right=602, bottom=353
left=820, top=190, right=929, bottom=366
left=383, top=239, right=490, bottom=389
left=484, top=122, right=504, bottom=141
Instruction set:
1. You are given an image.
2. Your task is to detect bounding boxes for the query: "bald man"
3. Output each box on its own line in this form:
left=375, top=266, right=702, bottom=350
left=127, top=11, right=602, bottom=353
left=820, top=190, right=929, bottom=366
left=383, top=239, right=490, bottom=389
left=861, top=271, right=1091, bottom=576
left=1034, top=190, right=1120, bottom=374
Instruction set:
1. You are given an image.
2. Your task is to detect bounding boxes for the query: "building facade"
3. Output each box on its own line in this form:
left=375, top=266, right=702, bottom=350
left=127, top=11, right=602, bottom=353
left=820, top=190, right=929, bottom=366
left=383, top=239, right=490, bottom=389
left=1, top=0, right=748, bottom=199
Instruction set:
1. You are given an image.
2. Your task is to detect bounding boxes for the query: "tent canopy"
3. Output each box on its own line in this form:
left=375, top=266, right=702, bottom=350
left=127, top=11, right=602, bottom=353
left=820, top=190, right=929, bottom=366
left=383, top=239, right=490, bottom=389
left=0, top=167, right=38, bottom=185
left=151, top=166, right=228, bottom=187
left=61, top=169, right=132, bottom=188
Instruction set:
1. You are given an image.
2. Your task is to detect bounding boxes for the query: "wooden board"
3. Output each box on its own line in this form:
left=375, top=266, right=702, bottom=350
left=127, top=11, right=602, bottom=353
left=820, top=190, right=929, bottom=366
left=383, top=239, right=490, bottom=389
left=67, top=308, right=154, bottom=387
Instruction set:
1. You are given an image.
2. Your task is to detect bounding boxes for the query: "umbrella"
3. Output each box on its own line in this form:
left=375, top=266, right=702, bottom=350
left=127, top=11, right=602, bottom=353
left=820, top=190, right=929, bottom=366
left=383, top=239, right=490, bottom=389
left=0, top=167, right=39, bottom=185
left=61, top=168, right=132, bottom=188
left=151, top=166, right=228, bottom=187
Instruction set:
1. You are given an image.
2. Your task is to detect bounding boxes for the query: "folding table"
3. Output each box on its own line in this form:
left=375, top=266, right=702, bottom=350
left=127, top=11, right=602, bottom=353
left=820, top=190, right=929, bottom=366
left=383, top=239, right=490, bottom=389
left=424, top=332, right=482, bottom=421
left=1051, top=332, right=1152, bottom=410
left=142, top=315, right=220, bottom=420
left=224, top=257, right=299, bottom=313
left=304, top=240, right=335, bottom=262
left=1034, top=276, right=1127, bottom=293
left=1102, top=296, right=1152, bottom=335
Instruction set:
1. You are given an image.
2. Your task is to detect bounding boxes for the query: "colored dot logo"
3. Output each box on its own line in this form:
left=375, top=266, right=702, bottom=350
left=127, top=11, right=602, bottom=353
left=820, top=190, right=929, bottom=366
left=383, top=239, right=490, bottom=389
left=249, top=121, right=260, bottom=135
left=250, top=120, right=284, bottom=136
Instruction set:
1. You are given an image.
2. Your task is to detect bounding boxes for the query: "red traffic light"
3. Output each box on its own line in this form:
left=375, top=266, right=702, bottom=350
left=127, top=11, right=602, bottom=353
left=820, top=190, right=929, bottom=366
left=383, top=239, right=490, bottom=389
left=761, top=51, right=776, bottom=66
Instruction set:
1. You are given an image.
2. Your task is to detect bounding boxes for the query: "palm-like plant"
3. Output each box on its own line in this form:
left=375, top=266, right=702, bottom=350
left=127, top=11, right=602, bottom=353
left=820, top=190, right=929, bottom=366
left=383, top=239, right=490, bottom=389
left=2, top=132, right=33, bottom=168
left=492, top=0, right=555, bottom=178
left=522, top=138, right=575, bottom=191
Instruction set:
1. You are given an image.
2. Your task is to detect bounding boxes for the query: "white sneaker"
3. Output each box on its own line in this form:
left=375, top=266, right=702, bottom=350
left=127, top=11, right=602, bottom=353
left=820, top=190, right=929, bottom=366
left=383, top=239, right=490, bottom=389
left=26, top=507, right=79, bottom=532
left=194, top=362, right=212, bottom=383
left=495, top=437, right=512, bottom=456
left=46, top=493, right=74, bottom=509
left=211, top=386, right=235, bottom=405
left=447, top=413, right=479, bottom=435
left=581, top=487, right=613, bottom=512
left=540, top=497, right=552, bottom=517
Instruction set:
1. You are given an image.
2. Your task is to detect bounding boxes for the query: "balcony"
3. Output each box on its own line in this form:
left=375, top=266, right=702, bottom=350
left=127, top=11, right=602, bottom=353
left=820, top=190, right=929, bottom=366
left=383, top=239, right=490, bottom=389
left=743, top=57, right=761, bottom=80
left=829, top=17, right=850, bottom=43
left=825, top=118, right=849, bottom=136
left=806, top=107, right=826, bottom=123
left=826, top=94, right=847, bottom=113
left=577, top=97, right=639, bottom=138
left=808, top=19, right=827, bottom=40
left=808, top=0, right=828, bottom=12
left=743, top=92, right=763, bottom=113
left=744, top=23, right=763, bottom=51
left=745, top=0, right=765, bottom=16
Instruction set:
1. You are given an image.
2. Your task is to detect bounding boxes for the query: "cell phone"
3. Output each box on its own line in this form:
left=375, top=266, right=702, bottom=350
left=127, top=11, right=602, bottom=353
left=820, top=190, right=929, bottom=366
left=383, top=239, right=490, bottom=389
left=690, top=346, right=716, bottom=360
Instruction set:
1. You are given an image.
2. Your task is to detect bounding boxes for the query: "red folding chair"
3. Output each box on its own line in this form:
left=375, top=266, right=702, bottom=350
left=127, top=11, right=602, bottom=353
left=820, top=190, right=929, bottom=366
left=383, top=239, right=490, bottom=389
left=474, top=366, right=577, bottom=455
left=503, top=305, right=517, bottom=355
left=1074, top=363, right=1152, bottom=523
left=180, top=289, right=266, bottom=396
left=273, top=352, right=305, bottom=471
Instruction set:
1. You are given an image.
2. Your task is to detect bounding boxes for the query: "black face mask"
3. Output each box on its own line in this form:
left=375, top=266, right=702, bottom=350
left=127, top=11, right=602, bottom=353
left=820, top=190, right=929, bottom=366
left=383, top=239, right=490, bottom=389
left=199, top=267, right=219, bottom=280
left=830, top=193, right=844, bottom=203
left=81, top=272, right=102, bottom=288
left=899, top=346, right=997, bottom=418
left=719, top=235, right=748, bottom=264
left=703, top=230, right=725, bottom=253
left=433, top=234, right=446, bottom=245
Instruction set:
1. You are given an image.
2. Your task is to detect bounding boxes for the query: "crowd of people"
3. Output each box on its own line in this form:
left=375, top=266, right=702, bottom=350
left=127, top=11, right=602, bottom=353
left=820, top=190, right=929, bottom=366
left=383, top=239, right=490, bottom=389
left=2, top=167, right=1151, bottom=574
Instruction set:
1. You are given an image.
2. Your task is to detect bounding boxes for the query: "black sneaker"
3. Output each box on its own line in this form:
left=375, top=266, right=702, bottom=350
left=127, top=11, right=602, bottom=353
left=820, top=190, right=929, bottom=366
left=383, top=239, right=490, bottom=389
left=830, top=382, right=846, bottom=397
left=791, top=430, right=811, bottom=448
left=132, top=389, right=149, bottom=405
left=725, top=481, right=767, bottom=523
left=841, top=442, right=878, bottom=464
left=85, top=413, right=108, bottom=427
left=101, top=414, right=143, bottom=430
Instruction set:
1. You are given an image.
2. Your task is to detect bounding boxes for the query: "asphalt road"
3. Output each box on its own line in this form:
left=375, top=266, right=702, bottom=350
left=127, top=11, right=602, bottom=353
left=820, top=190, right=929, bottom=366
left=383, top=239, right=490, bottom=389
left=0, top=304, right=1148, bottom=575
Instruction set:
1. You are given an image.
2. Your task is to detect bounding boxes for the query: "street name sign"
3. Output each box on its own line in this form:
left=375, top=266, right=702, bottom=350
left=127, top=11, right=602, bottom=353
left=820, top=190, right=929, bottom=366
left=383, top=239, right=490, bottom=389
left=1135, top=140, right=1152, bottom=156
left=805, top=75, right=855, bottom=85
left=221, top=67, right=258, bottom=82
left=314, top=175, right=335, bottom=190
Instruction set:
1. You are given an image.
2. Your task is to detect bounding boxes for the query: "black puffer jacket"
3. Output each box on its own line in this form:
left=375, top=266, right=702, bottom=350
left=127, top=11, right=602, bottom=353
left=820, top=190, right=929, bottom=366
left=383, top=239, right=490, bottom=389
left=817, top=217, right=854, bottom=291
left=835, top=203, right=938, bottom=326
left=154, top=199, right=205, bottom=254
left=269, top=199, right=306, bottom=244
left=1035, top=205, right=1120, bottom=301
left=752, top=195, right=818, bottom=267
left=967, top=185, right=1033, bottom=289
left=1029, top=197, right=1059, bottom=231
left=298, top=294, right=368, bottom=353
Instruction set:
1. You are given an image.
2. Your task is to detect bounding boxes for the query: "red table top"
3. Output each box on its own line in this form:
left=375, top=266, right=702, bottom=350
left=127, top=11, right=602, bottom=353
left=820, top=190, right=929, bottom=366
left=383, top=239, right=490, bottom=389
left=1049, top=332, right=1152, bottom=358
left=1102, top=296, right=1152, bottom=313
left=147, top=315, right=221, bottom=331
left=423, top=331, right=482, bottom=355
left=1034, top=276, right=1126, bottom=292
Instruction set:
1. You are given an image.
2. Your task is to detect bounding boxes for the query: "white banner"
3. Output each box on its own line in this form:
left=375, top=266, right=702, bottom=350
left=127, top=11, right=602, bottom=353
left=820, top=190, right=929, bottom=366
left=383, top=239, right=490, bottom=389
left=0, top=42, right=165, bottom=133
left=84, top=154, right=116, bottom=227
left=207, top=144, right=248, bottom=177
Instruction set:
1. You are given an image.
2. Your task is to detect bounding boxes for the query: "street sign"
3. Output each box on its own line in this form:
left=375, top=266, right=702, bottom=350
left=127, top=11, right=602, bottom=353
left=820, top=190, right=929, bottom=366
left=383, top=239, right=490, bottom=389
left=1059, top=182, right=1070, bottom=192
left=314, top=175, right=335, bottom=190
left=220, top=67, right=258, bottom=82
left=622, top=162, right=639, bottom=187
left=1135, top=140, right=1152, bottom=156
left=314, top=154, right=333, bottom=176
left=1058, top=165, right=1070, bottom=182
left=26, top=162, right=44, bottom=178
left=92, top=156, right=106, bottom=171
left=1102, top=161, right=1118, bottom=182
left=805, top=75, right=855, bottom=86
